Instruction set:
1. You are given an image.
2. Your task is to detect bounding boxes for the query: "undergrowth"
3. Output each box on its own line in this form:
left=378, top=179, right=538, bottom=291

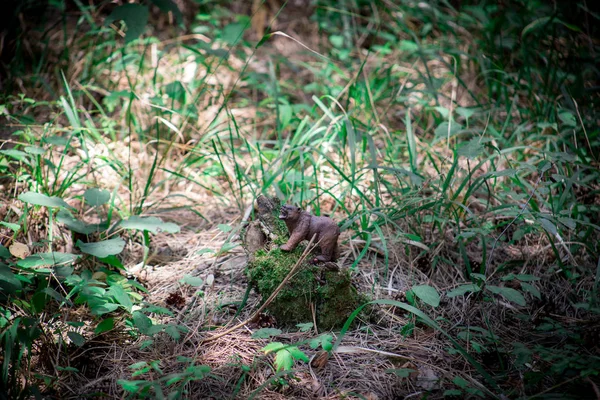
left=0, top=0, right=599, bottom=398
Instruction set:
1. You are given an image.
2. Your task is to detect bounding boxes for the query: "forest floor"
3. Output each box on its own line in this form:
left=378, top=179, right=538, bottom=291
left=1, top=1, right=599, bottom=399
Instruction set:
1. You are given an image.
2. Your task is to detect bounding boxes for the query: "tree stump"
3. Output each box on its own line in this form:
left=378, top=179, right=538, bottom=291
left=241, top=195, right=367, bottom=330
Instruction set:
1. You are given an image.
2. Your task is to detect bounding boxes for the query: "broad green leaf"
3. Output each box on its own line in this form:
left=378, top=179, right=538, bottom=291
left=0, top=222, right=20, bottom=231
left=399, top=40, right=419, bottom=52
left=142, top=305, right=174, bottom=316
left=288, top=346, right=309, bottom=362
left=558, top=111, right=576, bottom=127
left=386, top=368, right=416, bottom=378
left=189, top=365, right=211, bottom=378
left=57, top=210, right=105, bottom=234
left=483, top=169, right=516, bottom=178
left=42, top=287, right=66, bottom=303
left=32, top=291, right=50, bottom=312
left=24, top=145, right=45, bottom=155
left=217, top=224, right=232, bottom=233
left=274, top=349, right=294, bottom=371
left=0, top=246, right=10, bottom=259
left=17, top=252, right=79, bottom=268
left=434, top=106, right=450, bottom=119
left=89, top=301, right=119, bottom=316
left=405, top=233, right=423, bottom=242
left=217, top=242, right=239, bottom=254
left=261, top=342, right=284, bottom=354
left=221, top=21, right=248, bottom=45
left=321, top=335, right=333, bottom=352
left=538, top=159, right=552, bottom=173
left=405, top=289, right=415, bottom=304
left=67, top=331, right=85, bottom=347
left=120, top=216, right=180, bottom=234
left=117, top=380, right=147, bottom=393
left=105, top=4, right=149, bottom=43
left=166, top=375, right=184, bottom=386
left=434, top=122, right=463, bottom=138
left=411, top=285, right=440, bottom=307
left=196, top=248, right=214, bottom=255
left=558, top=217, right=577, bottom=230
left=108, top=284, right=133, bottom=311
left=486, top=285, right=526, bottom=306
left=514, top=274, right=540, bottom=282
left=453, top=376, right=469, bottom=388
left=180, top=274, right=204, bottom=287
left=456, top=107, right=476, bottom=120
left=98, top=255, right=124, bottom=270
left=140, top=340, right=154, bottom=350
left=95, top=318, right=115, bottom=335
left=446, top=284, right=481, bottom=298
left=457, top=138, right=484, bottom=159
left=520, top=282, right=541, bottom=300
left=43, top=136, right=70, bottom=146
left=538, top=217, right=557, bottom=235
left=165, top=325, right=181, bottom=340
left=132, top=311, right=153, bottom=334
left=164, top=80, right=186, bottom=103
left=252, top=328, right=282, bottom=339
left=18, top=192, right=70, bottom=209
left=309, top=334, right=333, bottom=350
left=84, top=188, right=111, bottom=207
left=469, top=273, right=486, bottom=281
left=329, top=34, right=344, bottom=48
left=501, top=273, right=516, bottom=281
left=0, top=264, right=21, bottom=293
left=77, top=238, right=125, bottom=258
left=296, top=322, right=313, bottom=332
left=129, top=362, right=148, bottom=370
left=512, top=228, right=525, bottom=242
left=279, top=103, right=293, bottom=128
left=0, top=149, right=29, bottom=162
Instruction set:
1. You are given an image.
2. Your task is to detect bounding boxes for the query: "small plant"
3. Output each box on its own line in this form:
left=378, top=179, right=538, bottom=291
left=118, top=360, right=213, bottom=399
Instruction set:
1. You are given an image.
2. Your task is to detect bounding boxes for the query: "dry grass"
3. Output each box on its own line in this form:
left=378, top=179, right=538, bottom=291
left=1, top=1, right=599, bottom=399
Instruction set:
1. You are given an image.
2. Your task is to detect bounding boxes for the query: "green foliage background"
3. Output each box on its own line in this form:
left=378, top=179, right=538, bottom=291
left=0, top=0, right=598, bottom=398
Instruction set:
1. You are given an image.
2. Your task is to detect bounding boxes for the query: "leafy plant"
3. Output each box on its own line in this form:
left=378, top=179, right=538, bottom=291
left=261, top=342, right=309, bottom=372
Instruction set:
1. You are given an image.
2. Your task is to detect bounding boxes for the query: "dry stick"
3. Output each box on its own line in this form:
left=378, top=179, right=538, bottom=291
left=199, top=235, right=318, bottom=346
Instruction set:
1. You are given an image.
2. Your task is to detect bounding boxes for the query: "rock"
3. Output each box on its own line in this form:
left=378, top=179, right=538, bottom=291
left=241, top=195, right=368, bottom=329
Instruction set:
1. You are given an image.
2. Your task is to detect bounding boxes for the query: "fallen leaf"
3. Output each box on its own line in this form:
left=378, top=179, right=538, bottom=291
left=9, top=242, right=30, bottom=259
left=310, top=351, right=329, bottom=369
left=417, top=367, right=438, bottom=391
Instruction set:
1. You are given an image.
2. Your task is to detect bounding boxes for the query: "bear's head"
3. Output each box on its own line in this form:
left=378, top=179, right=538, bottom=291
left=279, top=204, right=302, bottom=221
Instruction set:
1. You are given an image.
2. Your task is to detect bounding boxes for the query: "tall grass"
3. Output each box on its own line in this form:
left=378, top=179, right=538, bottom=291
left=0, top=0, right=598, bottom=397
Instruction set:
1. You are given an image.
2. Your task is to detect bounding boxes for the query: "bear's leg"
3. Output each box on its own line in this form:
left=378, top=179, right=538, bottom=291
left=280, top=230, right=305, bottom=252
left=314, top=236, right=335, bottom=262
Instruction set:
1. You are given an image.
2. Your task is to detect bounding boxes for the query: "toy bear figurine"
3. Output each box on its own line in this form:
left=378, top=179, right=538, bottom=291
left=278, top=204, right=340, bottom=263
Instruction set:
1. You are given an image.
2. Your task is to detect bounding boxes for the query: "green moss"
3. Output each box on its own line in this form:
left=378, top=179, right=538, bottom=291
left=246, top=246, right=367, bottom=330
left=271, top=207, right=289, bottom=243
left=317, top=269, right=369, bottom=329
left=245, top=199, right=368, bottom=329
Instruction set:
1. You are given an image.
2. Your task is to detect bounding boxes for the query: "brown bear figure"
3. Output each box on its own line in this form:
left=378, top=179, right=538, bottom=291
left=278, top=205, right=340, bottom=263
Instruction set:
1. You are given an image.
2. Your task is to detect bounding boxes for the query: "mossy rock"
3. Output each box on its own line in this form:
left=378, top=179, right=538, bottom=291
left=242, top=196, right=368, bottom=330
